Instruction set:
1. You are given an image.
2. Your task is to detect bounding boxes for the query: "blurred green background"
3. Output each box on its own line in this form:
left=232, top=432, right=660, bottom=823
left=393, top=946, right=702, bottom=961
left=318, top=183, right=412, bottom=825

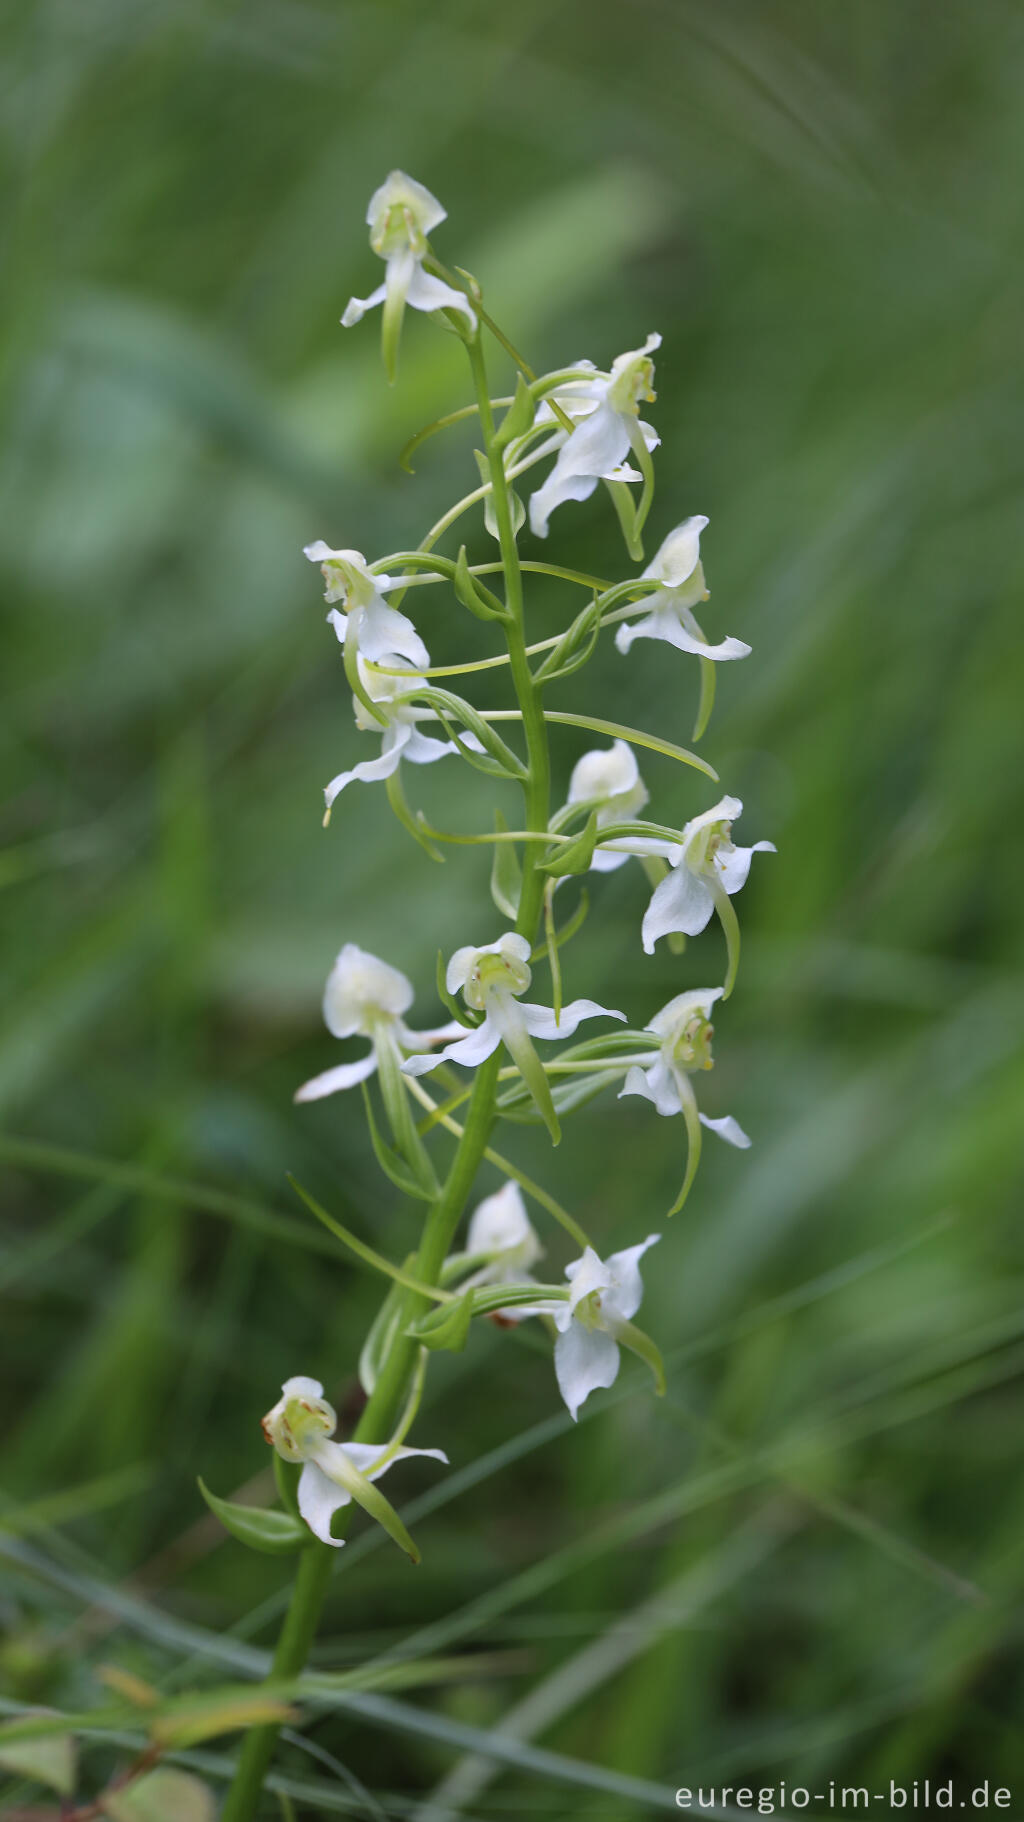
left=3, top=0, right=1024, bottom=1816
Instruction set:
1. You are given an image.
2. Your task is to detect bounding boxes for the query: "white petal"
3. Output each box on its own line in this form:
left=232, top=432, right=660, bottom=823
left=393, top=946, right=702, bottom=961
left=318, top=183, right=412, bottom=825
left=589, top=846, right=632, bottom=873
left=561, top=1245, right=612, bottom=1323
left=598, top=837, right=679, bottom=866
left=445, top=946, right=479, bottom=995
left=642, top=865, right=715, bottom=951
left=552, top=400, right=631, bottom=483
left=401, top=1015, right=503, bottom=1074
left=520, top=998, right=626, bottom=1041
left=684, top=796, right=743, bottom=842
left=603, top=1234, right=660, bottom=1323
left=528, top=468, right=600, bottom=539
left=282, top=1374, right=325, bottom=1401
left=358, top=600, right=429, bottom=669
left=616, top=609, right=749, bottom=661
left=322, top=943, right=414, bottom=1037
left=400, top=728, right=459, bottom=765
left=294, top=1050, right=379, bottom=1102
left=614, top=612, right=656, bottom=655
left=400, top=1018, right=464, bottom=1047
left=699, top=1112, right=752, bottom=1149
left=619, top=1057, right=681, bottom=1118
left=405, top=262, right=477, bottom=329
left=367, top=170, right=446, bottom=237
left=341, top=282, right=387, bottom=327
left=323, top=726, right=409, bottom=807
left=298, top=1460, right=349, bottom=1546
left=338, top=1441, right=449, bottom=1481
left=303, top=539, right=363, bottom=569
left=642, top=515, right=709, bottom=586
left=554, top=1323, right=620, bottom=1421
left=568, top=739, right=641, bottom=805
left=647, top=987, right=724, bottom=1038
left=715, top=839, right=776, bottom=895
left=466, top=1182, right=540, bottom=1263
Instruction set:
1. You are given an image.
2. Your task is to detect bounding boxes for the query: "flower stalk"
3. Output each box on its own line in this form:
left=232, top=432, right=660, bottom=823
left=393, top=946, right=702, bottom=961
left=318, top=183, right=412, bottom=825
left=219, top=169, right=772, bottom=1818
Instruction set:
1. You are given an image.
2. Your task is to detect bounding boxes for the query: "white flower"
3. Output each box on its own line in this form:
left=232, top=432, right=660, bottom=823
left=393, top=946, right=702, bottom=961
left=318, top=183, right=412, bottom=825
left=619, top=988, right=749, bottom=1213
left=641, top=796, right=775, bottom=953
left=460, top=1181, right=545, bottom=1322
left=303, top=543, right=428, bottom=670
left=614, top=517, right=750, bottom=662
left=561, top=739, right=678, bottom=874
left=341, top=171, right=476, bottom=377
left=528, top=335, right=661, bottom=538
left=466, top=1181, right=544, bottom=1278
left=295, top=943, right=457, bottom=1103
left=324, top=653, right=465, bottom=811
left=262, top=1376, right=446, bottom=1553
left=552, top=1236, right=660, bottom=1420
left=402, top=933, right=624, bottom=1076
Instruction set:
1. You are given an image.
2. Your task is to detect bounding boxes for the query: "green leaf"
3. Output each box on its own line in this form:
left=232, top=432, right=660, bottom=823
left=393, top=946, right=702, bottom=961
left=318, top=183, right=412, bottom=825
left=417, top=686, right=528, bottom=781
left=366, top=1030, right=439, bottom=1195
left=539, top=811, right=599, bottom=877
left=604, top=473, right=644, bottom=561
left=493, top=372, right=536, bottom=448
left=361, top=1083, right=436, bottom=1202
left=359, top=1275, right=408, bottom=1394
left=694, top=653, right=716, bottom=741
left=711, top=876, right=741, bottom=1000
left=384, top=768, right=444, bottom=862
left=611, top=1318, right=666, bottom=1397
left=0, top=1719, right=76, bottom=1795
left=474, top=449, right=525, bottom=541
left=407, top=1292, right=474, bottom=1353
left=149, top=1688, right=295, bottom=1749
left=321, top=1449, right=423, bottom=1562
left=532, top=594, right=603, bottom=685
left=101, top=1768, right=216, bottom=1822
left=668, top=1074, right=703, bottom=1216
left=286, top=1176, right=448, bottom=1302
left=490, top=810, right=522, bottom=918
left=542, top=711, right=718, bottom=781
left=197, top=1479, right=311, bottom=1556
left=500, top=1011, right=561, bottom=1146
left=453, top=543, right=508, bottom=621
left=497, top=1070, right=616, bottom=1123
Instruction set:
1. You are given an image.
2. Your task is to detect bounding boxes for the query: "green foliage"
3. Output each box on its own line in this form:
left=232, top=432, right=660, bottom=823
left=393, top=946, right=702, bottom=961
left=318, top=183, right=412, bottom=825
left=101, top=1769, right=216, bottom=1821
left=197, top=1479, right=312, bottom=1557
left=2, top=0, right=1022, bottom=1816
left=0, top=1719, right=76, bottom=1795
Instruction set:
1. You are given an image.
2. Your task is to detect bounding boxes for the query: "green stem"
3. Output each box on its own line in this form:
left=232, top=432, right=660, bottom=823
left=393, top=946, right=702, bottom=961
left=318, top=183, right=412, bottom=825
left=218, top=1540, right=332, bottom=1821
left=221, top=1060, right=500, bottom=1822
left=466, top=333, right=551, bottom=937
left=224, top=323, right=553, bottom=1821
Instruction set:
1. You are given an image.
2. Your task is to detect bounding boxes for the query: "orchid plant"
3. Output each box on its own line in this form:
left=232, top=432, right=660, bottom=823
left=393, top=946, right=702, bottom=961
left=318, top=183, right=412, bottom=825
left=215, top=171, right=773, bottom=1819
